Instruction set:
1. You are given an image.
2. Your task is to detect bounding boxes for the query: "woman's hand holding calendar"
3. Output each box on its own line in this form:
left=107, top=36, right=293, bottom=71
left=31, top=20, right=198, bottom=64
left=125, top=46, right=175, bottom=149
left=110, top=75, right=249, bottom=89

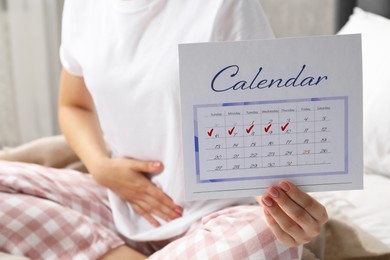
left=258, top=181, right=328, bottom=246
left=91, top=157, right=183, bottom=227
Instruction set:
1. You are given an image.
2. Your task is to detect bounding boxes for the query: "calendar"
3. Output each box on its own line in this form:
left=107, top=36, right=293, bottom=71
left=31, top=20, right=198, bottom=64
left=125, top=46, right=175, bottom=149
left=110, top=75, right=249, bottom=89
left=179, top=35, right=363, bottom=200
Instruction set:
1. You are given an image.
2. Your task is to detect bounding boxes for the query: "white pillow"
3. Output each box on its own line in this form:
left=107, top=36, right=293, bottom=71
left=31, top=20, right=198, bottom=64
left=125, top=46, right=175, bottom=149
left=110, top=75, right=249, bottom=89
left=338, top=7, right=390, bottom=177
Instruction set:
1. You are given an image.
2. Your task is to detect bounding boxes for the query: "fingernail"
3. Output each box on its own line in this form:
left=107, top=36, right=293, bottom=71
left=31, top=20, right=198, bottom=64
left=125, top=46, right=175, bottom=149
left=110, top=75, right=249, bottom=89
left=175, top=207, right=183, bottom=215
left=152, top=162, right=162, bottom=168
left=263, top=196, right=273, bottom=207
left=268, top=187, right=279, bottom=198
left=279, top=181, right=290, bottom=192
left=170, top=210, right=181, bottom=219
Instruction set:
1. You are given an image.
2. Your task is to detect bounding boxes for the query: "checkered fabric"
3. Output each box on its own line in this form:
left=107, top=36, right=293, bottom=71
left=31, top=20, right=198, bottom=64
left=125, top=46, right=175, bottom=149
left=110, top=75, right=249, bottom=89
left=0, top=161, right=301, bottom=259
left=0, top=161, right=124, bottom=259
left=148, top=206, right=300, bottom=260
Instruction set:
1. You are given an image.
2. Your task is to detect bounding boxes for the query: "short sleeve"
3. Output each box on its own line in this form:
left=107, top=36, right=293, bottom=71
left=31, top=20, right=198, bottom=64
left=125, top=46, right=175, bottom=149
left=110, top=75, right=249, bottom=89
left=211, top=0, right=274, bottom=42
left=59, top=0, right=83, bottom=77
left=59, top=46, right=83, bottom=77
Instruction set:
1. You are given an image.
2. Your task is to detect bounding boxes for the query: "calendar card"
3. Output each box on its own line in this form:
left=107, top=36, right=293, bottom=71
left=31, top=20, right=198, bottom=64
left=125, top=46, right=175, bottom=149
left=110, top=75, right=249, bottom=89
left=179, top=35, right=363, bottom=201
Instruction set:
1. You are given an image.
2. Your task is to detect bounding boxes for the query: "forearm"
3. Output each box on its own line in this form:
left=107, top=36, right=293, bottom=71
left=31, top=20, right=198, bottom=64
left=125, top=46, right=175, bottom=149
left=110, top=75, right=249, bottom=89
left=58, top=105, right=108, bottom=172
left=58, top=69, right=109, bottom=179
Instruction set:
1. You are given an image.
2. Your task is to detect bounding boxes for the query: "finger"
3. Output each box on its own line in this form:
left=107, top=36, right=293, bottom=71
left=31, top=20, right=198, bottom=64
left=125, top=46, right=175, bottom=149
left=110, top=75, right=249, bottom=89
left=128, top=167, right=183, bottom=216
left=136, top=200, right=173, bottom=222
left=132, top=203, right=160, bottom=227
left=146, top=184, right=183, bottom=215
left=129, top=159, right=164, bottom=174
left=139, top=193, right=182, bottom=221
left=266, top=186, right=320, bottom=237
left=279, top=181, right=328, bottom=225
left=262, top=195, right=311, bottom=245
left=150, top=201, right=182, bottom=221
left=125, top=180, right=181, bottom=222
left=263, top=208, right=297, bottom=247
left=127, top=176, right=182, bottom=219
left=149, top=184, right=180, bottom=210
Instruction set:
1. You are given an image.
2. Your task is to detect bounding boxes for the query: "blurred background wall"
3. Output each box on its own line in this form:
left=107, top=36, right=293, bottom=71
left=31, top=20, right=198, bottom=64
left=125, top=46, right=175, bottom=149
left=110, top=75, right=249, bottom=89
left=0, top=0, right=338, bottom=147
left=0, top=0, right=63, bottom=146
left=260, top=0, right=337, bottom=37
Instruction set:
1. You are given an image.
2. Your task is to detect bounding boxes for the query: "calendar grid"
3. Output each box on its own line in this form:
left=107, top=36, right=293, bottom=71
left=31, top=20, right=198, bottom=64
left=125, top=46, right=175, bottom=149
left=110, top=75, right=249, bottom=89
left=223, top=113, right=227, bottom=171
left=193, top=97, right=347, bottom=183
left=241, top=108, right=246, bottom=169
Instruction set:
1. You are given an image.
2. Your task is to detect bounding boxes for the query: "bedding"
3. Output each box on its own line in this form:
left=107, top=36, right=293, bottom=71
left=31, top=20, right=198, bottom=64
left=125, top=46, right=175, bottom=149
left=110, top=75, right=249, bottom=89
left=302, top=6, right=390, bottom=258
left=338, top=7, right=390, bottom=178
left=313, top=173, right=390, bottom=247
left=299, top=6, right=390, bottom=259
left=324, top=6, right=390, bottom=246
left=306, top=173, right=390, bottom=259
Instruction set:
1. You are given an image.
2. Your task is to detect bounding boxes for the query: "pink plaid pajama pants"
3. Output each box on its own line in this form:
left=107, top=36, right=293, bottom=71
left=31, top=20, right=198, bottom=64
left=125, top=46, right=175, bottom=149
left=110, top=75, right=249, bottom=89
left=0, top=161, right=300, bottom=259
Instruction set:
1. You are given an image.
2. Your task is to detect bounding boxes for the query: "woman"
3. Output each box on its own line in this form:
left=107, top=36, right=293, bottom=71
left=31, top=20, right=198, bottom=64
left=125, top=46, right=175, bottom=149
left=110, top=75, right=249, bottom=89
left=0, top=0, right=327, bottom=259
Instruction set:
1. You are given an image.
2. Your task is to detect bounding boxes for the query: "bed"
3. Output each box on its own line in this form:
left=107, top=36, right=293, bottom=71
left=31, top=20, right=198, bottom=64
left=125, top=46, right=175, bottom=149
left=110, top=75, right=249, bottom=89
left=1, top=0, right=390, bottom=259
left=301, top=0, right=390, bottom=259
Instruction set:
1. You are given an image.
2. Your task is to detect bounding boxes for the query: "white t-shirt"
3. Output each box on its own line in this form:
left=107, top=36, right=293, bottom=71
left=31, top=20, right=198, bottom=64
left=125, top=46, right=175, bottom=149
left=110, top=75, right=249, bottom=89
left=60, top=0, right=274, bottom=241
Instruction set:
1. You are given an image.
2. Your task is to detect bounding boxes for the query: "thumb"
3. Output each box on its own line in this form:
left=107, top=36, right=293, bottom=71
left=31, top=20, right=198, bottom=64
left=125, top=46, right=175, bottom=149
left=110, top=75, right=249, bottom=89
left=131, top=159, right=164, bottom=174
left=147, top=161, right=164, bottom=174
